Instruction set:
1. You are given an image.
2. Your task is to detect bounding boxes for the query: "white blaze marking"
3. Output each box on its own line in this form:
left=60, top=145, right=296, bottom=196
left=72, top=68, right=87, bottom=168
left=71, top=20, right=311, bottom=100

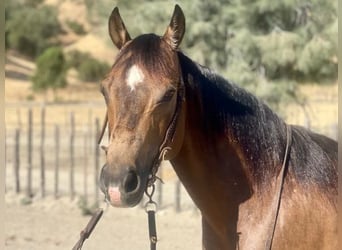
left=126, top=65, right=144, bottom=91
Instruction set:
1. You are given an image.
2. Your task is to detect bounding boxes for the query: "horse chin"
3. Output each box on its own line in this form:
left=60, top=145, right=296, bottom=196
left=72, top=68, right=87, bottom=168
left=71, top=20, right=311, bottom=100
left=109, top=196, right=142, bottom=208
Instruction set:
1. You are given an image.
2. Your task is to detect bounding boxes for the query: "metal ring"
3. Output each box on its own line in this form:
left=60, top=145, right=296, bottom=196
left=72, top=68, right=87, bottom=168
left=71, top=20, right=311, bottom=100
left=145, top=201, right=157, bottom=212
left=145, top=184, right=155, bottom=198
left=150, top=236, right=157, bottom=243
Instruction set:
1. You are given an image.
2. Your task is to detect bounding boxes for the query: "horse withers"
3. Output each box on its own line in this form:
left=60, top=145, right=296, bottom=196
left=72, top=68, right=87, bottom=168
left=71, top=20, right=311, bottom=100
left=98, top=5, right=337, bottom=250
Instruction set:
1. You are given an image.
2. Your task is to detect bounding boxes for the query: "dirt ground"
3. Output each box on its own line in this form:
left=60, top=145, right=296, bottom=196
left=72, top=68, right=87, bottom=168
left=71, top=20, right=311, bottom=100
left=5, top=191, right=202, bottom=250
left=5, top=157, right=201, bottom=250
left=4, top=1, right=337, bottom=249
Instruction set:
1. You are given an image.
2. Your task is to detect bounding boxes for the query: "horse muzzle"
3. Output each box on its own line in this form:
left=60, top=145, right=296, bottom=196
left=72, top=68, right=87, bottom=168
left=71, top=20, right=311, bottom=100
left=99, top=164, right=145, bottom=207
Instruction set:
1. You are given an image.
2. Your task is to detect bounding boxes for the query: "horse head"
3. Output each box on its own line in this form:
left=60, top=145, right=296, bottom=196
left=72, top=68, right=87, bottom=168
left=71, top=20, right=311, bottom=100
left=99, top=5, right=186, bottom=207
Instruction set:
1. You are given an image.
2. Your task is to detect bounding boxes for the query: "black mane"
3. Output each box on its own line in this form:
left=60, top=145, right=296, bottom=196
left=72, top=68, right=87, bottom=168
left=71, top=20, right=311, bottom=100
left=112, top=32, right=337, bottom=197
left=178, top=52, right=337, bottom=196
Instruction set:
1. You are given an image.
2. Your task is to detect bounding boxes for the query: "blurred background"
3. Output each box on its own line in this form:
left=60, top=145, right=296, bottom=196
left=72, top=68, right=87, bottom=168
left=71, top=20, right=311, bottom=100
left=4, top=0, right=337, bottom=249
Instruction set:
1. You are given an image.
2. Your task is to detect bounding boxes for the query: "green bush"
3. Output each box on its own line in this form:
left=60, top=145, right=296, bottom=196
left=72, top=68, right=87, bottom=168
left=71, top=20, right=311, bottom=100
left=31, top=47, right=67, bottom=92
left=6, top=6, right=61, bottom=58
left=296, top=36, right=337, bottom=80
left=24, top=0, right=44, bottom=7
left=66, top=50, right=91, bottom=69
left=67, top=50, right=110, bottom=82
left=66, top=20, right=87, bottom=35
left=78, top=58, right=110, bottom=82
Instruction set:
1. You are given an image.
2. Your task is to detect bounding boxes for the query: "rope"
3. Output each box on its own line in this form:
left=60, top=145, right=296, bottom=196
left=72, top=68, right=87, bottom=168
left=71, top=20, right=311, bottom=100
left=264, top=125, right=292, bottom=250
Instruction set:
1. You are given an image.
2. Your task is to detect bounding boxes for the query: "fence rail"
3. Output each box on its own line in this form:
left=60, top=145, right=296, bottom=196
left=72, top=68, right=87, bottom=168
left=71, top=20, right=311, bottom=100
left=5, top=102, right=337, bottom=212
left=5, top=106, right=196, bottom=212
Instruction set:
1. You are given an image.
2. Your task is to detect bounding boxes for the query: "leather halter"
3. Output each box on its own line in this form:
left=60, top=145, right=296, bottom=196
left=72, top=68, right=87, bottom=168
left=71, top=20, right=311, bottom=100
left=144, top=75, right=185, bottom=250
left=143, top=75, right=185, bottom=250
left=147, top=76, right=185, bottom=187
left=97, top=74, right=185, bottom=250
left=96, top=76, right=185, bottom=186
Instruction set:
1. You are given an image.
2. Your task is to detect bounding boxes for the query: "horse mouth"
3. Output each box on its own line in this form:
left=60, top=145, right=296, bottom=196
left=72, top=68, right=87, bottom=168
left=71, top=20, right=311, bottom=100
left=105, top=187, right=143, bottom=208
left=100, top=168, right=147, bottom=207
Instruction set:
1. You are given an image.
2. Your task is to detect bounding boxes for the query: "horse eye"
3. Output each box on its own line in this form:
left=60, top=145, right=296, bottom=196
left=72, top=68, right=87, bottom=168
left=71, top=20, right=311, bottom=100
left=159, top=89, right=176, bottom=103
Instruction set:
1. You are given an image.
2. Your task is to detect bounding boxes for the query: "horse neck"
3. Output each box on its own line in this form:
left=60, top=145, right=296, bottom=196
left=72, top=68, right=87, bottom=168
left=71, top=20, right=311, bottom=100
left=174, top=53, right=288, bottom=196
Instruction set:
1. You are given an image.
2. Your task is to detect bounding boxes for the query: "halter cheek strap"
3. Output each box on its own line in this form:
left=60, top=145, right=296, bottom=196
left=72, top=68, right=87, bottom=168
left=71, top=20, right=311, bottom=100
left=147, top=76, right=185, bottom=187
left=98, top=113, right=108, bottom=145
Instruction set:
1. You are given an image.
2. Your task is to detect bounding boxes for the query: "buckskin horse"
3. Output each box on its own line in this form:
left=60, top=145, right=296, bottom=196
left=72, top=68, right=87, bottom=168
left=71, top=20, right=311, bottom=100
left=98, top=5, right=337, bottom=250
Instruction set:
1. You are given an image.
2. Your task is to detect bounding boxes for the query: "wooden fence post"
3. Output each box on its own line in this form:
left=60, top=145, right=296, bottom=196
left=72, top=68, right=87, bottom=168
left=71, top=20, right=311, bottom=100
left=94, top=118, right=100, bottom=207
left=40, top=106, right=46, bottom=198
left=54, top=125, right=60, bottom=199
left=83, top=130, right=88, bottom=205
left=14, top=128, right=20, bottom=193
left=175, top=180, right=181, bottom=213
left=27, top=108, right=33, bottom=198
left=70, top=112, right=75, bottom=200
left=332, top=123, right=338, bottom=140
left=16, top=108, right=22, bottom=130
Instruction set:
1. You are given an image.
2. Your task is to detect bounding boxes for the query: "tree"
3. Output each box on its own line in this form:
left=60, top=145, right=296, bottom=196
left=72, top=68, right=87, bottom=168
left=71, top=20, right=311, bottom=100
left=181, top=0, right=337, bottom=110
left=6, top=5, right=61, bottom=58
left=83, top=0, right=338, bottom=110
left=31, top=47, right=67, bottom=100
left=66, top=50, right=110, bottom=82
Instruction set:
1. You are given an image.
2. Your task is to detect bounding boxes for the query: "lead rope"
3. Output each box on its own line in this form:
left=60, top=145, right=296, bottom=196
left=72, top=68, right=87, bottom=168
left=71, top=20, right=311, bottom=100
left=145, top=184, right=158, bottom=250
left=72, top=208, right=104, bottom=250
left=264, top=124, right=292, bottom=250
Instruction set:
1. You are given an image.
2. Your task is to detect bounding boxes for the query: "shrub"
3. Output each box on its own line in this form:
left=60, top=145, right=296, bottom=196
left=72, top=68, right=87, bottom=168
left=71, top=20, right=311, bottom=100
left=67, top=50, right=110, bottom=82
left=66, top=20, right=87, bottom=35
left=25, top=0, right=44, bottom=7
left=6, top=6, right=61, bottom=58
left=66, top=50, right=91, bottom=69
left=31, top=47, right=67, bottom=92
left=78, top=58, right=110, bottom=82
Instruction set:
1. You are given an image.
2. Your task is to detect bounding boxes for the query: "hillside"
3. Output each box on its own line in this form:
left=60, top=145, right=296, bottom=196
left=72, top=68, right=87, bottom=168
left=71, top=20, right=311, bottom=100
left=5, top=0, right=338, bottom=138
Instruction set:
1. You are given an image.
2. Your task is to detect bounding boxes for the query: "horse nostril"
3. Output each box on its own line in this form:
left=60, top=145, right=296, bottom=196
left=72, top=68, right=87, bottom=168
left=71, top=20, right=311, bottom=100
left=123, top=170, right=139, bottom=193
left=99, top=164, right=109, bottom=193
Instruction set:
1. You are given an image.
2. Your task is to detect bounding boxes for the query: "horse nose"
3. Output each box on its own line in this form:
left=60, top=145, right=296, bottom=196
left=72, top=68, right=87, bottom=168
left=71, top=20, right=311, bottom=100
left=99, top=164, right=141, bottom=206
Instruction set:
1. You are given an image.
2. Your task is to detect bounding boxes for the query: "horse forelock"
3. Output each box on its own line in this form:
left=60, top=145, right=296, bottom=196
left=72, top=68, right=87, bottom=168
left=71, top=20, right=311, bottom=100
left=111, top=34, right=180, bottom=82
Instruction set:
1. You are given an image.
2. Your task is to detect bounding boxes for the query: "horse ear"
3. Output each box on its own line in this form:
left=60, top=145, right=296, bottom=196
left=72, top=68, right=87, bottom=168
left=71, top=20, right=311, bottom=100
left=108, top=7, right=131, bottom=49
left=163, top=4, right=185, bottom=50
